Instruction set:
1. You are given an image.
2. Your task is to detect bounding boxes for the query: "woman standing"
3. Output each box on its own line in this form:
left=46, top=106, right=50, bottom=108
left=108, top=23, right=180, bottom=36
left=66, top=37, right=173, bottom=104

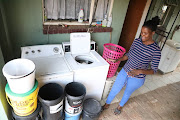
left=103, top=16, right=161, bottom=115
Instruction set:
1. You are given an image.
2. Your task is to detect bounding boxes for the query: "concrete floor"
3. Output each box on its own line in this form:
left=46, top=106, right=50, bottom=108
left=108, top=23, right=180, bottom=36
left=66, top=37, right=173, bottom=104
left=99, top=66, right=180, bottom=120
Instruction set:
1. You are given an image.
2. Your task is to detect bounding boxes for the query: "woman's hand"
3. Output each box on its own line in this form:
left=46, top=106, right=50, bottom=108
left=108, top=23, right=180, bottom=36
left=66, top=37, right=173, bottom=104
left=128, top=69, right=142, bottom=77
left=107, top=55, right=128, bottom=63
left=107, top=58, right=118, bottom=63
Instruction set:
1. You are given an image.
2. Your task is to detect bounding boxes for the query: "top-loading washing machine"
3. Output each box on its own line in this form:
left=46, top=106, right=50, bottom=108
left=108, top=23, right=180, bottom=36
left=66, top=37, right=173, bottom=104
left=21, top=44, right=73, bottom=88
left=62, top=33, right=109, bottom=101
left=158, top=40, right=180, bottom=73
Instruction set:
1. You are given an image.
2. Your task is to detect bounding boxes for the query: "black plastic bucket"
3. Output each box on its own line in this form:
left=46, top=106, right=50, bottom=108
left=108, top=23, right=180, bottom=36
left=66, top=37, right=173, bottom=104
left=82, top=98, right=102, bottom=120
left=64, top=82, right=86, bottom=119
left=12, top=102, right=41, bottom=120
left=38, top=83, right=64, bottom=120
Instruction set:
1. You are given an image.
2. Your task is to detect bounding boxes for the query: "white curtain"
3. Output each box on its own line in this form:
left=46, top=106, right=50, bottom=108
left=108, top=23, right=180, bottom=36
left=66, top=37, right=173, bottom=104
left=45, top=0, right=60, bottom=20
left=45, top=0, right=110, bottom=21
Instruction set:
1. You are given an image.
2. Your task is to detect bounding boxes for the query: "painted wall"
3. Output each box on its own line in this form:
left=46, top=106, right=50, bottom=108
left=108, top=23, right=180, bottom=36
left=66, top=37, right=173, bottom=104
left=0, top=0, right=13, bottom=62
left=172, top=20, right=180, bottom=42
left=0, top=0, right=12, bottom=119
left=2, top=0, right=130, bottom=57
left=0, top=46, right=10, bottom=120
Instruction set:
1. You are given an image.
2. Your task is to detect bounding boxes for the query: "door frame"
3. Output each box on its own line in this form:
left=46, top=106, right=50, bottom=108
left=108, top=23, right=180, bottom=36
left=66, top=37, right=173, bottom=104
left=135, top=0, right=152, bottom=39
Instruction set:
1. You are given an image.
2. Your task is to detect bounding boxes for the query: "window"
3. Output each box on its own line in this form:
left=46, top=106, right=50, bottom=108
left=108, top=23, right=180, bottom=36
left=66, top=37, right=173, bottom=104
left=158, top=4, right=169, bottom=22
left=42, top=0, right=114, bottom=26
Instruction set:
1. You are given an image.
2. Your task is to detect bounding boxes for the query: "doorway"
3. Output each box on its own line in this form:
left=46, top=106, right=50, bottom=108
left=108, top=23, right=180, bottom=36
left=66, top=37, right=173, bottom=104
left=118, top=0, right=149, bottom=52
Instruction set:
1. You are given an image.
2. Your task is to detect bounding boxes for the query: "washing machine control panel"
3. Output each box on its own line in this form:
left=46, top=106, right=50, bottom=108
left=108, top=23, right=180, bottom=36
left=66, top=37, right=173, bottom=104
left=62, top=41, right=96, bottom=53
left=21, top=45, right=64, bottom=58
left=65, top=45, right=71, bottom=52
left=91, top=44, right=95, bottom=51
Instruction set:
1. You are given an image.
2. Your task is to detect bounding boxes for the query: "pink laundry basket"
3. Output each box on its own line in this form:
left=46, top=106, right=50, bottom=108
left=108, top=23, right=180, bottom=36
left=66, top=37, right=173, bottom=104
left=103, top=43, right=126, bottom=78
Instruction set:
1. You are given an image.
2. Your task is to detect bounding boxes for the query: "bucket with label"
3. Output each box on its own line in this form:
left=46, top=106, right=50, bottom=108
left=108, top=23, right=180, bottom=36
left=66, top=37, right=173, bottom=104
left=64, top=82, right=86, bottom=120
left=12, top=102, right=41, bottom=120
left=65, top=111, right=82, bottom=120
left=82, top=98, right=102, bottom=120
left=5, top=80, right=38, bottom=116
left=2, top=58, right=35, bottom=94
left=38, top=83, right=64, bottom=120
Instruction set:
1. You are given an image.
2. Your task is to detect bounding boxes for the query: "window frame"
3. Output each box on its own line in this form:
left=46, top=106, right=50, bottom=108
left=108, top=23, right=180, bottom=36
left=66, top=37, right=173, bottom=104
left=42, top=0, right=114, bottom=26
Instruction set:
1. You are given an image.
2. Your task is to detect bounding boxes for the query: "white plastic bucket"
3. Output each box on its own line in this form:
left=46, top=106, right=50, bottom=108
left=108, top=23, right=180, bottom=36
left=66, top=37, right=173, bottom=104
left=2, top=58, right=35, bottom=94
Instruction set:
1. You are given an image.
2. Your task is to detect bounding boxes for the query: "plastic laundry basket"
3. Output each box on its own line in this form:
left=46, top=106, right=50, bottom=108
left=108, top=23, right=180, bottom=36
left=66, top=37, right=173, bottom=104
left=103, top=43, right=126, bottom=78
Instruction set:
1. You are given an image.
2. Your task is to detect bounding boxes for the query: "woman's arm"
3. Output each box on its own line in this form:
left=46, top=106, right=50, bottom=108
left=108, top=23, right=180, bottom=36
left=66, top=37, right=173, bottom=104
left=117, top=55, right=128, bottom=62
left=108, top=39, right=137, bottom=63
left=107, top=55, right=128, bottom=62
left=128, top=69, right=154, bottom=77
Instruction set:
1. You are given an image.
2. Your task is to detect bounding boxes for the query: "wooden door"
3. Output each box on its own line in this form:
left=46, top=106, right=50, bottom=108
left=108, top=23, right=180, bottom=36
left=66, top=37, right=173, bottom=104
left=118, top=0, right=147, bottom=52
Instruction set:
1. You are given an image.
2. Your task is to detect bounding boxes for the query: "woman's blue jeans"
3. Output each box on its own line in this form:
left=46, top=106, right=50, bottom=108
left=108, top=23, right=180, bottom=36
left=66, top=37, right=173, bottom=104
left=106, top=68, right=145, bottom=107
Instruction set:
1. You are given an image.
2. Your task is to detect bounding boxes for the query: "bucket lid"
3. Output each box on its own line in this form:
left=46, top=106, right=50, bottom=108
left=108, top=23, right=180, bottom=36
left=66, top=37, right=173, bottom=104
left=5, top=80, right=38, bottom=97
left=83, top=98, right=102, bottom=115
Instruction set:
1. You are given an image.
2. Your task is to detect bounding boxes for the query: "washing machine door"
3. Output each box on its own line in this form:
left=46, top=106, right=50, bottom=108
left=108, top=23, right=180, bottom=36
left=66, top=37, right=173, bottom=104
left=70, top=33, right=91, bottom=54
left=30, top=56, right=72, bottom=76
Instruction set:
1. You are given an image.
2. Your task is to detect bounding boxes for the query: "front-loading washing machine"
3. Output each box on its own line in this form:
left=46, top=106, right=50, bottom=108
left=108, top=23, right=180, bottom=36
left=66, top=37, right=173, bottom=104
left=62, top=33, right=109, bottom=101
left=21, top=44, right=73, bottom=88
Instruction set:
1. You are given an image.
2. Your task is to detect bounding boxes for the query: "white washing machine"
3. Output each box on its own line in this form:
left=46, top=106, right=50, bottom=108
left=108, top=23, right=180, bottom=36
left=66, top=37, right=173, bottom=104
left=158, top=40, right=180, bottom=73
left=62, top=33, right=109, bottom=101
left=21, top=44, right=73, bottom=88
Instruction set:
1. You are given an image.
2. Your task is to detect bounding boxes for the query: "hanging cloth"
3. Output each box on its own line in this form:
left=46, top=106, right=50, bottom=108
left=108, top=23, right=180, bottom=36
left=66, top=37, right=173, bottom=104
left=59, top=0, right=65, bottom=19
left=94, top=0, right=109, bottom=21
left=66, top=0, right=76, bottom=19
left=83, top=0, right=90, bottom=20
left=44, top=0, right=110, bottom=21
left=104, top=0, right=109, bottom=16
left=45, top=0, right=60, bottom=20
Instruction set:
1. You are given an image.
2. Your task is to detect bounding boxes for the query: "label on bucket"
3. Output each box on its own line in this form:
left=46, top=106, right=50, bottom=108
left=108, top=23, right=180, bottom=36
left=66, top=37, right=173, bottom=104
left=50, top=100, right=63, bottom=114
left=65, top=97, right=82, bottom=114
left=66, top=96, right=83, bottom=108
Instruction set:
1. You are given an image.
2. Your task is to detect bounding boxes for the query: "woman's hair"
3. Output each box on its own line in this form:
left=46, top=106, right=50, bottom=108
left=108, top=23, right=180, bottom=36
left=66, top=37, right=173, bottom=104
left=143, top=16, right=160, bottom=32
